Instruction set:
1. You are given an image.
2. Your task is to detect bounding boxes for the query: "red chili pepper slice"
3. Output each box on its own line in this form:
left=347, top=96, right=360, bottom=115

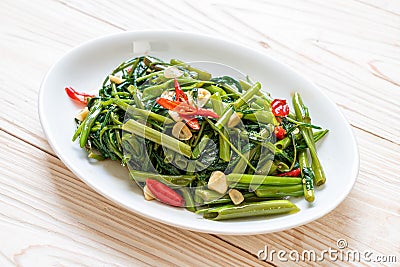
left=277, top=168, right=301, bottom=177
left=274, top=126, right=286, bottom=140
left=173, top=103, right=219, bottom=119
left=271, top=99, right=289, bottom=117
left=156, top=89, right=218, bottom=130
left=174, top=102, right=197, bottom=114
left=146, top=179, right=185, bottom=207
left=65, top=87, right=94, bottom=105
left=195, top=108, right=219, bottom=118
left=156, top=97, right=180, bottom=110
left=174, top=79, right=188, bottom=102
left=180, top=115, right=201, bottom=130
left=156, top=98, right=201, bottom=130
left=156, top=98, right=219, bottom=119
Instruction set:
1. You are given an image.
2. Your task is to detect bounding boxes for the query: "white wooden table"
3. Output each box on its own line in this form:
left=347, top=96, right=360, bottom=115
left=1, top=0, right=399, bottom=266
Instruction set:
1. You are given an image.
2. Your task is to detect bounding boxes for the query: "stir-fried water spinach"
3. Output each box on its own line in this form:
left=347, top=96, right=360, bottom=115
left=68, top=56, right=329, bottom=220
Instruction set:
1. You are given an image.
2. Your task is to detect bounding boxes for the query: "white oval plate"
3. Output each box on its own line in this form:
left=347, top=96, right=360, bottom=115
left=39, top=31, right=359, bottom=235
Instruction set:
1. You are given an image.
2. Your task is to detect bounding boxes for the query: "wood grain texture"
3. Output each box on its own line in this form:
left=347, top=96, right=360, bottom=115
left=0, top=0, right=399, bottom=266
left=0, top=131, right=268, bottom=267
left=60, top=0, right=400, bottom=143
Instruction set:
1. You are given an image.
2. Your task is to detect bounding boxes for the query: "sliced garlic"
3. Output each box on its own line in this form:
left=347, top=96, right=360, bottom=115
left=229, top=189, right=244, bottom=205
left=197, top=88, right=211, bottom=107
left=172, top=121, right=192, bottom=140
left=75, top=107, right=89, bottom=121
left=208, top=171, right=228, bottom=194
left=109, top=75, right=126, bottom=84
left=163, top=66, right=184, bottom=79
left=228, top=112, right=243, bottom=128
left=186, top=91, right=194, bottom=106
left=168, top=110, right=182, bottom=122
left=143, top=185, right=155, bottom=201
left=160, top=90, right=175, bottom=101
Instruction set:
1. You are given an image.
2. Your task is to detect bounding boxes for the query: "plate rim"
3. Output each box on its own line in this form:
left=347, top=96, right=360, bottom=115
left=38, top=30, right=360, bottom=235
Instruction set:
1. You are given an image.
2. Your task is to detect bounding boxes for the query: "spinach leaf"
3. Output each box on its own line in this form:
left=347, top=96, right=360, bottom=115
left=211, top=76, right=243, bottom=92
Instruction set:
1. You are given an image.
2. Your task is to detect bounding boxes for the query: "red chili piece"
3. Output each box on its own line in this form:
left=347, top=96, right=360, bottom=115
left=173, top=102, right=197, bottom=115
left=277, top=168, right=301, bottom=177
left=274, top=126, right=286, bottom=140
left=65, top=87, right=94, bottom=105
left=173, top=80, right=200, bottom=129
left=146, top=179, right=185, bottom=207
left=174, top=78, right=188, bottom=102
left=271, top=99, right=289, bottom=117
left=178, top=106, right=219, bottom=118
left=156, top=98, right=201, bottom=130
left=180, top=115, right=201, bottom=130
left=157, top=81, right=219, bottom=130
left=156, top=97, right=180, bottom=110
left=156, top=97, right=219, bottom=130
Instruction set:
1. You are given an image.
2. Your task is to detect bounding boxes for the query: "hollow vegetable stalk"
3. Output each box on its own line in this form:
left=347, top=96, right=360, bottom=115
left=292, top=92, right=326, bottom=186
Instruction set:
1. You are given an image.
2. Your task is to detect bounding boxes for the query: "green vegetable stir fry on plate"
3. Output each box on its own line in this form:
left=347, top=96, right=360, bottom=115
left=67, top=56, right=328, bottom=221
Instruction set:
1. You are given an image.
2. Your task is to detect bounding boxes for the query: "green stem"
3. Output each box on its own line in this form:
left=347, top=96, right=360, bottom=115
left=142, top=78, right=197, bottom=100
left=116, top=100, right=173, bottom=124
left=204, top=85, right=228, bottom=97
left=202, top=200, right=299, bottom=220
left=233, top=82, right=261, bottom=110
left=130, top=170, right=195, bottom=186
left=127, top=85, right=144, bottom=109
left=298, top=149, right=315, bottom=202
left=253, top=184, right=303, bottom=196
left=192, top=133, right=212, bottom=159
left=122, top=119, right=192, bottom=158
left=135, top=70, right=163, bottom=82
left=190, top=121, right=206, bottom=148
left=205, top=118, right=256, bottom=171
left=179, top=188, right=196, bottom=212
left=170, top=59, right=212, bottom=80
left=226, top=173, right=301, bottom=185
left=292, top=92, right=326, bottom=186
left=275, top=129, right=329, bottom=150
left=213, top=82, right=261, bottom=130
left=243, top=111, right=278, bottom=125
left=232, top=147, right=257, bottom=174
left=211, top=93, right=231, bottom=161
left=195, top=189, right=225, bottom=202
left=78, top=100, right=103, bottom=148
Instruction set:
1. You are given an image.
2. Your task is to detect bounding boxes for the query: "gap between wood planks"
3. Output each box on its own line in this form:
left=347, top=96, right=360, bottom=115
left=54, top=0, right=400, bottom=145
left=0, top=130, right=269, bottom=266
left=1, top=115, right=398, bottom=264
left=1, top=1, right=396, bottom=265
left=349, top=123, right=400, bottom=146
left=20, top=0, right=400, bottom=150
left=211, top=236, right=278, bottom=267
left=0, top=125, right=275, bottom=265
left=56, top=0, right=125, bottom=30
left=0, top=127, right=57, bottom=158
left=352, top=0, right=400, bottom=17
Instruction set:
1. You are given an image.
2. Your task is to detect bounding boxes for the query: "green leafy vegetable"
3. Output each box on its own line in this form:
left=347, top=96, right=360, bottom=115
left=69, top=56, right=329, bottom=221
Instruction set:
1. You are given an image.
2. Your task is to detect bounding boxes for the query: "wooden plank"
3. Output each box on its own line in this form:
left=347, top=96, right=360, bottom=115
left=216, top=127, right=400, bottom=266
left=1, top=0, right=399, bottom=151
left=1, top=109, right=398, bottom=265
left=1, top=0, right=399, bottom=265
left=0, top=129, right=269, bottom=266
left=59, top=0, right=400, bottom=144
left=0, top=0, right=122, bottom=155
